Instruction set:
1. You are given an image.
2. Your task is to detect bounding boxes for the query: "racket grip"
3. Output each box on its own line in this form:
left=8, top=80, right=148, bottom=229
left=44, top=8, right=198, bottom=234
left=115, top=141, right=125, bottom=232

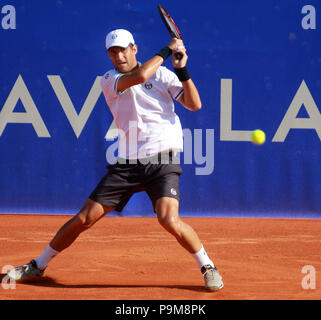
left=174, top=52, right=183, bottom=60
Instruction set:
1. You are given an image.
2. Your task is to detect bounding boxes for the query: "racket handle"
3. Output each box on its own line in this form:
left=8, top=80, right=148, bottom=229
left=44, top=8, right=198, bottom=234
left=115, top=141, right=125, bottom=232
left=170, top=31, right=183, bottom=60
left=174, top=52, right=183, bottom=60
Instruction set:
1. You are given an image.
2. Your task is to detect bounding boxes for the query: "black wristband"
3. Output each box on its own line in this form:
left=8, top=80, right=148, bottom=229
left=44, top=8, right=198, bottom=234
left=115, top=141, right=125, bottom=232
left=155, top=46, right=172, bottom=61
left=174, top=66, right=191, bottom=82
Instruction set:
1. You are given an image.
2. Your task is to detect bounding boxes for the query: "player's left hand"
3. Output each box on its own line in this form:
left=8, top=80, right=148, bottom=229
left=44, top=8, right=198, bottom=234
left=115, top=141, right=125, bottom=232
left=168, top=38, right=188, bottom=68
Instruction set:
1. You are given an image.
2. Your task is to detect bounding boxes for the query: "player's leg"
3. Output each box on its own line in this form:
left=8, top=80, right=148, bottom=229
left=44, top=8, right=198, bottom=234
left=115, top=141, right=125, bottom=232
left=155, top=197, right=202, bottom=253
left=7, top=199, right=114, bottom=281
left=155, top=196, right=224, bottom=291
left=49, top=198, right=114, bottom=252
left=7, top=159, right=138, bottom=282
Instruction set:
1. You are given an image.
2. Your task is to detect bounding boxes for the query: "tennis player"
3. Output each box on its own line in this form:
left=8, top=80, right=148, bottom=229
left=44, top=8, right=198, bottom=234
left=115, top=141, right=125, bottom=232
left=8, top=29, right=223, bottom=291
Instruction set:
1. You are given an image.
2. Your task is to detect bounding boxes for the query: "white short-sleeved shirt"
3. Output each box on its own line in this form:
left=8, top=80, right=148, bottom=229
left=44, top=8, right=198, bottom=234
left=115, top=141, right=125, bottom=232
left=101, top=65, right=184, bottom=159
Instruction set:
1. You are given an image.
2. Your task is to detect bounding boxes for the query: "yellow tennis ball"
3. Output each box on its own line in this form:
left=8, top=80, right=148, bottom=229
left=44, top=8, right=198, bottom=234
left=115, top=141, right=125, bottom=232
left=251, top=129, right=266, bottom=145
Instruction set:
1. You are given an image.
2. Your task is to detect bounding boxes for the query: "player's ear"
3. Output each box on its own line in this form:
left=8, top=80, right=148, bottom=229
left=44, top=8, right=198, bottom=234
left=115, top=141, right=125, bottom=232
left=132, top=44, right=138, bottom=55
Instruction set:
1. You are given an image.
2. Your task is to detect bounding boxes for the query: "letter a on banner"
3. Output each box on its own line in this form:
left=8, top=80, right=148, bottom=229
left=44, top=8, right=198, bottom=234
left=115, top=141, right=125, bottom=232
left=273, top=80, right=321, bottom=142
left=0, top=75, right=50, bottom=137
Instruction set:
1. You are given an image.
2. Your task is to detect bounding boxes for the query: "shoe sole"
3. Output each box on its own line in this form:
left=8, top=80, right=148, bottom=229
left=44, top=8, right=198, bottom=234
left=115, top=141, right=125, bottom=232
left=8, top=272, right=44, bottom=283
left=206, top=283, right=224, bottom=291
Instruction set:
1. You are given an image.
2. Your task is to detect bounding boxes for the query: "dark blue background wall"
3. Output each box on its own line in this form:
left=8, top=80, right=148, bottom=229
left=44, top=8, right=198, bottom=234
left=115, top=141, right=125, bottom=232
left=1, top=0, right=320, bottom=218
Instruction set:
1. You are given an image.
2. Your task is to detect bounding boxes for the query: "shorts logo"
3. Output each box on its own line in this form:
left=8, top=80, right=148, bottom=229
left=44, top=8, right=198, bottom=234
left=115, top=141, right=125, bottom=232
left=170, top=188, right=177, bottom=196
left=144, top=82, right=153, bottom=89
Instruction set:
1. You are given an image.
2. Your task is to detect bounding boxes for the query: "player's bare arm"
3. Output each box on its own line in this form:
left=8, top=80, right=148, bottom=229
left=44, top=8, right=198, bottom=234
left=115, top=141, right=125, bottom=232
left=113, top=49, right=165, bottom=92
left=170, top=39, right=202, bottom=111
left=109, top=41, right=173, bottom=93
left=178, top=79, right=202, bottom=111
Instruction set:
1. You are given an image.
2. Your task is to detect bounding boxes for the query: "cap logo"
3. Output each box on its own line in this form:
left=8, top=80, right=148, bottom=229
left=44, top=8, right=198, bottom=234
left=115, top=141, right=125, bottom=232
left=112, top=34, right=117, bottom=40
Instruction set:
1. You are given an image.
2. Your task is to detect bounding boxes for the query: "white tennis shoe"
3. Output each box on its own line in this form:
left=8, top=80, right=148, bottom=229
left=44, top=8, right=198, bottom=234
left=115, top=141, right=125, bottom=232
left=7, top=260, right=44, bottom=282
left=201, top=264, right=224, bottom=291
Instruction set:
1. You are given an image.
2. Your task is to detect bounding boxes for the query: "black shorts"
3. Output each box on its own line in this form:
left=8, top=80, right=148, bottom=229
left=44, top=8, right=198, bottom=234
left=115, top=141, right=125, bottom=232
left=89, top=152, right=182, bottom=212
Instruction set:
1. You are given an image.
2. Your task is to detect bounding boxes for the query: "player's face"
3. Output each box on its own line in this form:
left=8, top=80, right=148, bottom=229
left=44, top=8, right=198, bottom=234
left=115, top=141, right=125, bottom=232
left=107, top=44, right=138, bottom=73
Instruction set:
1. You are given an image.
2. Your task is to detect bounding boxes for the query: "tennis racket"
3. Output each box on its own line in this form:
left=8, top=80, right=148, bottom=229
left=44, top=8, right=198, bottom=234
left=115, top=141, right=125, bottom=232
left=158, top=5, right=183, bottom=59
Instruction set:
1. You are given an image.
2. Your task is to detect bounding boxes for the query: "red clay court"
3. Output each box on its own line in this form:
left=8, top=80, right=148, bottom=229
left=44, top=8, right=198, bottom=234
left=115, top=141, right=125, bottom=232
left=1, top=214, right=320, bottom=300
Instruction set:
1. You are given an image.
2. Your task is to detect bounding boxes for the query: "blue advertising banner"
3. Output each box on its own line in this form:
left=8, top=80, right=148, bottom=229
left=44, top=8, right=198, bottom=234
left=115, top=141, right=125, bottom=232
left=0, top=0, right=320, bottom=217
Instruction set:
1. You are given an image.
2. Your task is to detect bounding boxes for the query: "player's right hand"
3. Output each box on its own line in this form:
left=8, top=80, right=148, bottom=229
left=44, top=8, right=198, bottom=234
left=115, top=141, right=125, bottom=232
left=168, top=38, right=183, bottom=51
left=168, top=38, right=187, bottom=68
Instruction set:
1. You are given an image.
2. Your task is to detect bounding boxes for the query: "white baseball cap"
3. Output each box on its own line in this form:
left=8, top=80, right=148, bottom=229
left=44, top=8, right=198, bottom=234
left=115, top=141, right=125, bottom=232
left=105, top=29, right=135, bottom=50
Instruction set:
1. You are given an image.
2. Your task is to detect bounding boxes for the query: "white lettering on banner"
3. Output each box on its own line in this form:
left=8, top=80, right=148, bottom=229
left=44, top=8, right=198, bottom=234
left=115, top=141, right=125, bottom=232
left=1, top=5, right=16, bottom=29
left=1, top=76, right=320, bottom=144
left=272, top=80, right=321, bottom=142
left=301, top=5, right=316, bottom=30
left=48, top=76, right=102, bottom=138
left=220, top=79, right=253, bottom=142
left=219, top=78, right=321, bottom=143
left=0, top=75, right=50, bottom=137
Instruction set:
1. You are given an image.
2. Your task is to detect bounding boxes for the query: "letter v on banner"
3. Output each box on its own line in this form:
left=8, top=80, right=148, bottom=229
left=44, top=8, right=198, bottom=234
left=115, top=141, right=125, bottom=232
left=220, top=79, right=253, bottom=141
left=47, top=76, right=102, bottom=138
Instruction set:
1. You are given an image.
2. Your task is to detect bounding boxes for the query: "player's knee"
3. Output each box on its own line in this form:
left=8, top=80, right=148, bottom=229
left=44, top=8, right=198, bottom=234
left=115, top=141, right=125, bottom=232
left=75, top=208, right=97, bottom=230
left=158, top=214, right=181, bottom=235
left=79, top=215, right=94, bottom=229
left=75, top=199, right=107, bottom=231
left=72, top=214, right=90, bottom=231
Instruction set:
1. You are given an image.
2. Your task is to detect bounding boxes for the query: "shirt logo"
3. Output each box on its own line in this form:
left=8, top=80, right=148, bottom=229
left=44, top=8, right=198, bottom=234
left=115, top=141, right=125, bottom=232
left=170, top=188, right=177, bottom=196
left=144, top=82, right=153, bottom=89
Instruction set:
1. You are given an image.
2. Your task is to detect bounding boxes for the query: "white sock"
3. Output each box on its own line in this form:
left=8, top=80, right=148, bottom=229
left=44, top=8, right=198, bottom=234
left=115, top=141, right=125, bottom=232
left=35, top=244, right=59, bottom=270
left=192, top=245, right=215, bottom=270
